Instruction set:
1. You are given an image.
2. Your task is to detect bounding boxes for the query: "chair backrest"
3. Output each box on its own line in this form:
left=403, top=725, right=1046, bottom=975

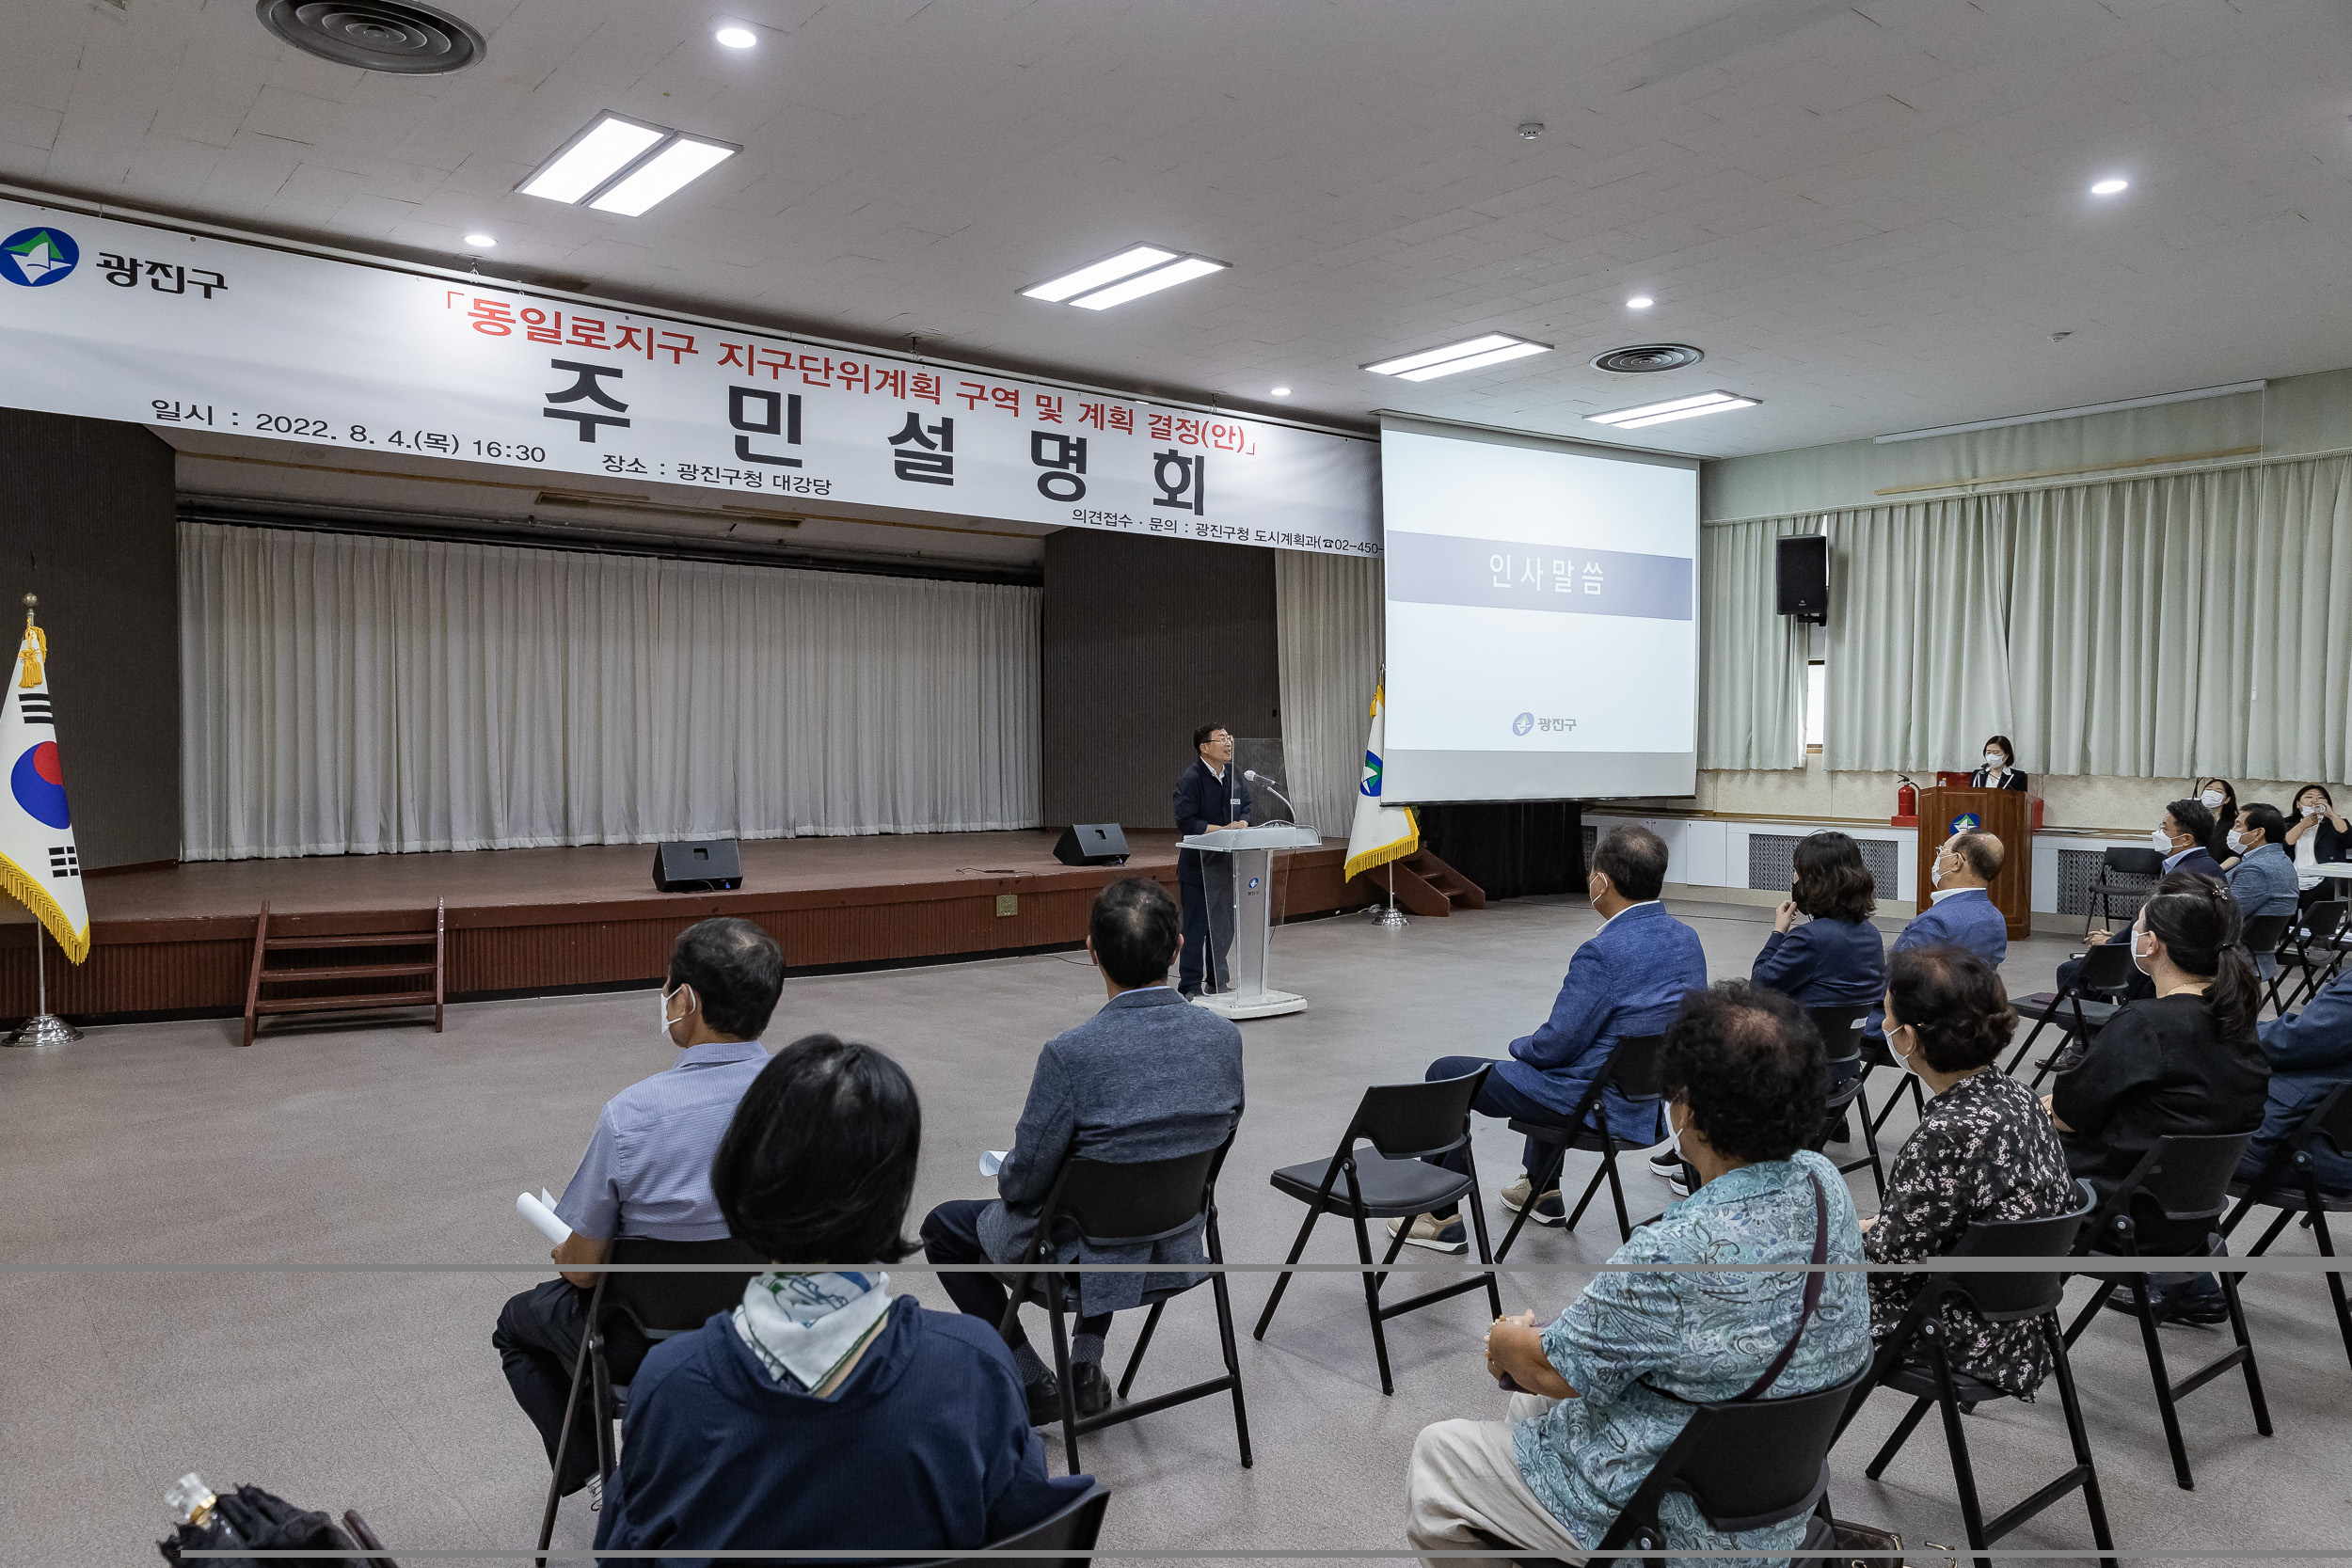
left=1936, top=1183, right=2096, bottom=1321
left=2294, top=1081, right=2352, bottom=1163
left=1806, top=1076, right=1865, bottom=1153
left=2106, top=1132, right=2260, bottom=1231
left=2074, top=940, right=2138, bottom=993
left=602, top=1235, right=769, bottom=1337
left=2103, top=847, right=2167, bottom=877
left=1042, top=1132, right=1232, bottom=1249
left=2241, top=912, right=2293, bottom=957
left=1599, top=1358, right=1874, bottom=1545
left=1805, top=1007, right=1867, bottom=1063
left=1347, top=1066, right=1489, bottom=1161
left=1605, top=1032, right=1670, bottom=1101
left=913, top=1481, right=1110, bottom=1568
left=2298, top=900, right=2349, bottom=948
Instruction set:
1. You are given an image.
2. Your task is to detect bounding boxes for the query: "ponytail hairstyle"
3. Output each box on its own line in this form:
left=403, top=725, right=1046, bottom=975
left=2138, top=871, right=2259, bottom=1042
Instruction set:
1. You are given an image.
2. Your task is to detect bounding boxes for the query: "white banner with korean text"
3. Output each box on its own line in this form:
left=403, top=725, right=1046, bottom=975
left=0, top=199, right=1379, bottom=557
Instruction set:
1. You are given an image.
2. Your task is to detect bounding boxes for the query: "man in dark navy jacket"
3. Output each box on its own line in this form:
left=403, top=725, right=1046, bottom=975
left=2058, top=798, right=2220, bottom=1002
left=1172, top=723, right=1253, bottom=997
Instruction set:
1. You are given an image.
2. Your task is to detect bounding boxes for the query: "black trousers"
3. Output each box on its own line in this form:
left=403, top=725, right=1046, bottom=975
left=920, top=1198, right=1110, bottom=1365
left=1178, top=875, right=1212, bottom=995
left=493, top=1278, right=651, bottom=1495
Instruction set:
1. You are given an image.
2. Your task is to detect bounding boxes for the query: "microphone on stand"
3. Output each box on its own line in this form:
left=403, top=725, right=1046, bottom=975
left=1243, top=768, right=1297, bottom=823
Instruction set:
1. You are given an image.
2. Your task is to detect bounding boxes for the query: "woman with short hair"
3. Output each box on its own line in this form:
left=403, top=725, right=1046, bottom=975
left=1752, top=830, right=1886, bottom=1011
left=1968, top=736, right=2028, bottom=792
left=594, top=1035, right=1082, bottom=1565
left=1864, top=944, right=2077, bottom=1397
left=2196, top=777, right=2241, bottom=863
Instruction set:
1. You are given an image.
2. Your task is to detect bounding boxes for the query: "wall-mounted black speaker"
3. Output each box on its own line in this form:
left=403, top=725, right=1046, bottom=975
left=1052, top=823, right=1131, bottom=866
left=1775, top=534, right=1829, bottom=622
left=652, top=838, right=744, bottom=892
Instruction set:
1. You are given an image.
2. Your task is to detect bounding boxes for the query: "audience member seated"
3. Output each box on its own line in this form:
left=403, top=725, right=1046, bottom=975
left=1399, top=824, right=1708, bottom=1246
left=2237, top=969, right=2352, bottom=1196
left=2223, top=802, right=2302, bottom=977
left=493, top=917, right=783, bottom=1502
left=2057, top=797, right=2220, bottom=1003
left=1405, top=982, right=1868, bottom=1565
left=2197, top=777, right=2241, bottom=863
left=2049, top=872, right=2269, bottom=1323
left=1752, top=829, right=1885, bottom=1014
left=594, top=1035, right=1085, bottom=1563
left=1862, top=831, right=2008, bottom=1043
left=1968, top=734, right=2028, bottom=792
left=1864, top=945, right=2076, bottom=1399
left=2285, top=783, right=2350, bottom=898
left=921, top=877, right=1244, bottom=1424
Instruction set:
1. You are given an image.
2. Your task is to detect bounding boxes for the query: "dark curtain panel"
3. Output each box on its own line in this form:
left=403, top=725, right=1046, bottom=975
left=1416, top=801, right=1586, bottom=902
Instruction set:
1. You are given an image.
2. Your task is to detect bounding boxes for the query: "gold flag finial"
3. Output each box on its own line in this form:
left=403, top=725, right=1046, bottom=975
left=18, top=596, right=42, bottom=686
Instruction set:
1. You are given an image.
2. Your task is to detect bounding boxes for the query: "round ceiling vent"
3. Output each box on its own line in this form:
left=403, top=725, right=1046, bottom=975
left=255, top=0, right=485, bottom=73
left=1591, top=342, right=1705, bottom=374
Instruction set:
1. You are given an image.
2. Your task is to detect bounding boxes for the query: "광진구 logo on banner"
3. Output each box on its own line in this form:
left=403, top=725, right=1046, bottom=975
left=0, top=227, right=79, bottom=287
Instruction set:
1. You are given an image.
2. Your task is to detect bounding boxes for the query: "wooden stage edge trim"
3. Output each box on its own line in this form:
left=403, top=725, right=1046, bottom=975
left=2, top=848, right=1376, bottom=1025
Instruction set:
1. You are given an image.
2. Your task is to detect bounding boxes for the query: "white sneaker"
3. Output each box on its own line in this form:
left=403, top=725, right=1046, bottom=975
left=1386, top=1213, right=1469, bottom=1254
left=1499, top=1173, right=1565, bottom=1227
left=1646, top=1148, right=1681, bottom=1180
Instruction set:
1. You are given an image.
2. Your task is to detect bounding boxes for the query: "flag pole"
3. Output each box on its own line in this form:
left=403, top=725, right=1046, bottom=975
left=7, top=921, right=81, bottom=1047
left=1372, top=860, right=1408, bottom=928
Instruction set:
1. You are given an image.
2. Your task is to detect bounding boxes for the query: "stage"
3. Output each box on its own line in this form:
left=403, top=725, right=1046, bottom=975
left=1, top=831, right=1361, bottom=1023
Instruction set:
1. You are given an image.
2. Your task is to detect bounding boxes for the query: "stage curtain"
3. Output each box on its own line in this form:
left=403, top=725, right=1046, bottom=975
left=1696, top=515, right=1811, bottom=770
left=1822, top=496, right=2014, bottom=774
left=180, top=523, right=1042, bottom=859
left=2006, top=456, right=2352, bottom=784
left=1274, top=549, right=1382, bottom=838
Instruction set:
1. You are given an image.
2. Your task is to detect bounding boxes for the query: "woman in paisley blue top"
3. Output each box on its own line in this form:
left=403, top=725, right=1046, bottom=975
left=1407, top=981, right=1869, bottom=1568
left=1865, top=944, right=2077, bottom=1398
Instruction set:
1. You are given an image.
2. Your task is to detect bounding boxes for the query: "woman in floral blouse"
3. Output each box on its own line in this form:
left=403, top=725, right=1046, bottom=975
left=1865, top=943, right=2078, bottom=1398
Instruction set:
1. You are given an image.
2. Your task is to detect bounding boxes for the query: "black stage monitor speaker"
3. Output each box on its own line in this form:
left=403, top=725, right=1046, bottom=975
left=1053, top=823, right=1131, bottom=866
left=1775, top=533, right=1829, bottom=621
left=653, top=838, right=744, bottom=892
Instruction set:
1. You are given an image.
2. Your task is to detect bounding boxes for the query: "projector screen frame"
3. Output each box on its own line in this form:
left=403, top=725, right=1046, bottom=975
left=1375, top=412, right=1701, bottom=805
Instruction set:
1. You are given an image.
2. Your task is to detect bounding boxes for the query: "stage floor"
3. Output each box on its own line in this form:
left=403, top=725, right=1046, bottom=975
left=8, top=831, right=1358, bottom=1022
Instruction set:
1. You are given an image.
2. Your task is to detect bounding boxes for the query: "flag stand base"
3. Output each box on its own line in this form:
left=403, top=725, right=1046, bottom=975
left=5, top=1012, right=81, bottom=1048
left=1365, top=860, right=1408, bottom=927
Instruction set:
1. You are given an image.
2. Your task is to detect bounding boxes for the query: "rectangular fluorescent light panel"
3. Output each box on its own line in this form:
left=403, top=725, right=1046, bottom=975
left=588, top=135, right=739, bottom=215
left=1588, top=390, right=1757, bottom=429
left=1363, top=334, right=1525, bottom=377
left=1069, top=255, right=1227, bottom=309
left=1394, top=340, right=1550, bottom=381
left=1023, top=245, right=1177, bottom=303
left=519, top=116, right=668, bottom=203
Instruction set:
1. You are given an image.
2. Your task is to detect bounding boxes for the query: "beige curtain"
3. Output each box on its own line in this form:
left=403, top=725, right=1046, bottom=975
left=1273, top=550, right=1382, bottom=836
left=1697, top=515, right=1812, bottom=770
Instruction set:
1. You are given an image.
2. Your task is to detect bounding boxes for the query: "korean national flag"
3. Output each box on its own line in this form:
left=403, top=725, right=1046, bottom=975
left=0, top=617, right=87, bottom=963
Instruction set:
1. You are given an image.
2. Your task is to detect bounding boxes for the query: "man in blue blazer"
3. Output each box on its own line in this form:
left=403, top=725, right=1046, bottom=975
left=1862, top=830, right=2010, bottom=1041
left=1171, top=723, right=1252, bottom=997
left=1397, top=824, right=1708, bottom=1250
left=2237, top=969, right=2352, bottom=1194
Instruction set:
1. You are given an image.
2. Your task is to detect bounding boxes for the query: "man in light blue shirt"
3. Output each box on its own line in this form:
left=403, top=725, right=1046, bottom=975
left=495, top=916, right=784, bottom=1498
left=2223, top=803, right=2302, bottom=978
left=1407, top=982, right=1869, bottom=1565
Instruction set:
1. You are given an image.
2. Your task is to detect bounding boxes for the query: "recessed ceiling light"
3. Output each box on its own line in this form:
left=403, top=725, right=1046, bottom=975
left=1070, top=256, right=1226, bottom=309
left=1586, top=389, right=1758, bottom=430
left=1626, top=295, right=1654, bottom=309
left=463, top=232, right=496, bottom=247
left=518, top=115, right=668, bottom=204
left=1363, top=333, right=1551, bottom=381
left=2090, top=178, right=2128, bottom=195
left=587, top=135, right=739, bottom=215
left=1021, top=245, right=1228, bottom=309
left=715, top=24, right=756, bottom=48
left=1022, top=245, right=1173, bottom=302
left=1270, top=386, right=1291, bottom=396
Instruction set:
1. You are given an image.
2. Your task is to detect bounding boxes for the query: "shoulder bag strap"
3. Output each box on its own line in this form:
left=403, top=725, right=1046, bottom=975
left=1733, top=1171, right=1829, bottom=1402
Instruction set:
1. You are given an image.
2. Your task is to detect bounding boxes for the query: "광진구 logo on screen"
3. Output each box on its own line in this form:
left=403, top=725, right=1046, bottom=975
left=0, top=227, right=79, bottom=287
left=1512, top=712, right=1535, bottom=736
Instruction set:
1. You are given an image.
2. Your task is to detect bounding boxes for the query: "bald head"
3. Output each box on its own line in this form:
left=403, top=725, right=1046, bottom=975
left=1941, top=831, right=2003, bottom=888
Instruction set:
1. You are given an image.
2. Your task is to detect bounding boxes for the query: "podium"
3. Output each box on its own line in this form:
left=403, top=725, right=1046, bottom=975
left=1179, top=825, right=1323, bottom=1020
left=1914, top=787, right=2031, bottom=940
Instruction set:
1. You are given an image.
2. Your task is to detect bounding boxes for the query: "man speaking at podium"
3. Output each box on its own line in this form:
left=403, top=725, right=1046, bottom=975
left=1173, top=724, right=1253, bottom=998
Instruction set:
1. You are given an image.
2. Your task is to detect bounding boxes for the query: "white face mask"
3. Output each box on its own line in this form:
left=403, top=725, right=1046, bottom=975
left=2150, top=827, right=2178, bottom=855
left=2200, top=789, right=2226, bottom=811
left=1930, top=857, right=1947, bottom=888
left=2130, top=926, right=2156, bottom=976
left=656, top=984, right=688, bottom=1045
left=1663, top=1104, right=1687, bottom=1167
left=1888, top=1023, right=1921, bottom=1078
left=1982, top=753, right=2005, bottom=770
left=2226, top=830, right=2249, bottom=852
left=1588, top=874, right=1608, bottom=913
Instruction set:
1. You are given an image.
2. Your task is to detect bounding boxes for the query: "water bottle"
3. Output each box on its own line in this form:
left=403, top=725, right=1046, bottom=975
left=166, top=1473, right=240, bottom=1544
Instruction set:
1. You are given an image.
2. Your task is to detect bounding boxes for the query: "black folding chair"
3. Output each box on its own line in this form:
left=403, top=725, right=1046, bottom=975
left=906, top=1481, right=1111, bottom=1568
left=1840, top=1187, right=2114, bottom=1568
left=1000, top=1132, right=1250, bottom=1473
left=1494, top=1033, right=1669, bottom=1258
left=2086, top=846, right=2166, bottom=936
left=342, top=1511, right=400, bottom=1568
left=2272, top=900, right=2349, bottom=1012
left=2238, top=912, right=2294, bottom=1018
left=2222, top=1082, right=2352, bottom=1372
left=2062, top=1132, right=2270, bottom=1490
left=2005, top=940, right=2136, bottom=1090
left=534, top=1236, right=767, bottom=1560
left=1810, top=1006, right=1885, bottom=1200
left=1256, top=1067, right=1503, bottom=1395
left=1506, top=1359, right=1874, bottom=1568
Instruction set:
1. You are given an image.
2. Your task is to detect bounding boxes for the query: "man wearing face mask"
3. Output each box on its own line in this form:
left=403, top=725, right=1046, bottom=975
left=2055, top=798, right=2220, bottom=1004
left=2222, top=803, right=2300, bottom=978
left=493, top=916, right=785, bottom=1504
left=1860, top=831, right=2008, bottom=1045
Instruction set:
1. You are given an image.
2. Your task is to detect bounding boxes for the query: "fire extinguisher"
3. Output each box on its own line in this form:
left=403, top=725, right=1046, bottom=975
left=1896, top=776, right=1917, bottom=820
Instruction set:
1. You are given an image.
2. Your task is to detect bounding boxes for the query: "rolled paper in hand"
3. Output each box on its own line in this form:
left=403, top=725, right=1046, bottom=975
left=978, top=1149, right=1009, bottom=1177
left=517, top=1190, right=571, bottom=1243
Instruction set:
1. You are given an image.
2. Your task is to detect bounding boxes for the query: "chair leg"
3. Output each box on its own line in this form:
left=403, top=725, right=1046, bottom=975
left=1368, top=1211, right=1412, bottom=1296
left=1600, top=1140, right=1632, bottom=1242
left=1462, top=1164, right=1503, bottom=1321
left=534, top=1326, right=597, bottom=1560
left=1926, top=1348, right=1993, bottom=1568
left=1352, top=1212, right=1395, bottom=1397
left=2004, top=1008, right=2055, bottom=1076
left=587, top=1331, right=617, bottom=1482
left=1252, top=1204, right=1322, bottom=1339
left=1563, top=1160, right=1610, bottom=1230
left=2126, top=1272, right=2195, bottom=1490
left=2217, top=1265, right=2273, bottom=1438
left=2062, top=1276, right=2120, bottom=1347
left=1118, top=1299, right=1166, bottom=1400
left=1494, top=1140, right=1567, bottom=1263
left=1864, top=1393, right=1934, bottom=1479
left=2309, top=1207, right=2352, bottom=1374
left=1045, top=1274, right=1081, bottom=1476
left=1855, top=1094, right=1888, bottom=1202
left=1208, top=1266, right=1254, bottom=1467
left=2042, top=1317, right=2118, bottom=1566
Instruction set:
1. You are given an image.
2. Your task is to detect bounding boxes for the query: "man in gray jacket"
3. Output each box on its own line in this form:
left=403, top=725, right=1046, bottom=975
left=921, top=877, right=1246, bottom=1424
left=2227, top=802, right=2304, bottom=978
